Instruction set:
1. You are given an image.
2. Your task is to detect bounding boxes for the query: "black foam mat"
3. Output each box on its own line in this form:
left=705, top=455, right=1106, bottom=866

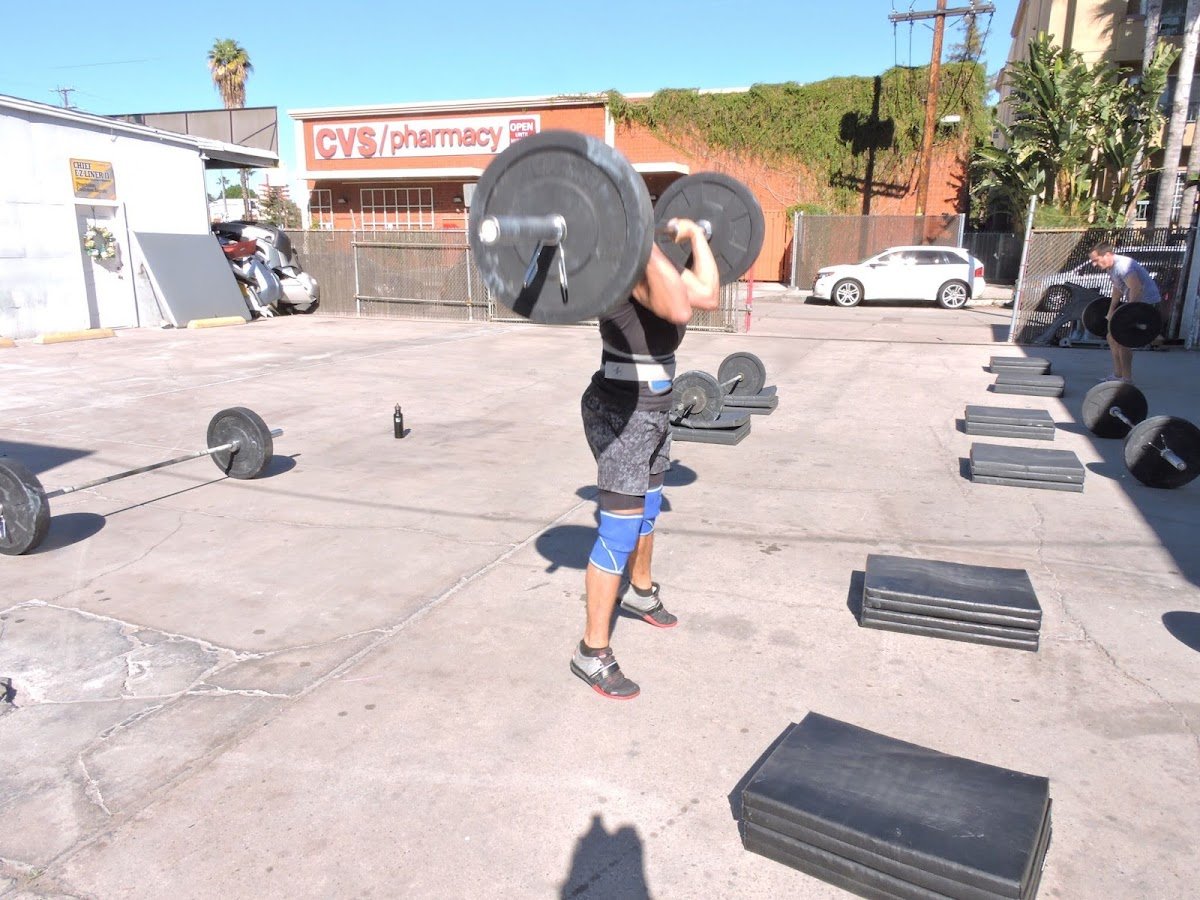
left=861, top=607, right=1039, bottom=642
left=863, top=555, right=1041, bottom=620
left=724, top=391, right=779, bottom=413
left=969, top=473, right=1084, bottom=493
left=745, top=806, right=1041, bottom=900
left=965, top=406, right=1056, bottom=427
left=965, top=423, right=1056, bottom=441
left=864, top=595, right=1041, bottom=628
left=740, top=714, right=1051, bottom=896
left=989, top=383, right=1064, bottom=398
left=861, top=614, right=1041, bottom=650
left=989, top=356, right=1050, bottom=370
left=991, top=363, right=1051, bottom=375
left=728, top=385, right=778, bottom=400
left=672, top=410, right=751, bottom=430
left=743, top=822, right=948, bottom=900
left=994, top=373, right=1064, bottom=388
left=745, top=807, right=1052, bottom=900
left=969, top=444, right=1084, bottom=478
left=670, top=420, right=751, bottom=444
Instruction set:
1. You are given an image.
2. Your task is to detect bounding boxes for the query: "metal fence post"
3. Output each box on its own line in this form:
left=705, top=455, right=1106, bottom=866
left=1007, top=197, right=1038, bottom=343
left=1181, top=224, right=1200, bottom=348
left=790, top=211, right=803, bottom=288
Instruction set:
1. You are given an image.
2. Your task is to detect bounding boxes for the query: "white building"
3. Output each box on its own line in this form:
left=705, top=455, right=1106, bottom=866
left=0, top=94, right=276, bottom=340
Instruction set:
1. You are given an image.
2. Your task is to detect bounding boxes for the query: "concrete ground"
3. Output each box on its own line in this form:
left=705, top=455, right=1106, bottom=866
left=1, top=294, right=1197, bottom=899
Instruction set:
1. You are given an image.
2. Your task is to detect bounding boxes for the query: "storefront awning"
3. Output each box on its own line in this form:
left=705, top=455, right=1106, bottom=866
left=633, top=162, right=691, bottom=175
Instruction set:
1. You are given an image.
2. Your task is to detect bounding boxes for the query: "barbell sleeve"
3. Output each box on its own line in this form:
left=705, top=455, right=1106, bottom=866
left=478, top=214, right=566, bottom=246
left=43, top=428, right=284, bottom=499
left=1159, top=446, right=1187, bottom=471
left=1110, top=406, right=1135, bottom=429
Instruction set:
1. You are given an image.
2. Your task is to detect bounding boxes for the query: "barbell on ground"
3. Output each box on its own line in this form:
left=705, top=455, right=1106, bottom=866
left=671, top=352, right=768, bottom=423
left=0, top=407, right=280, bottom=556
left=1081, top=297, right=1163, bottom=348
left=1080, top=381, right=1200, bottom=488
left=468, top=130, right=765, bottom=324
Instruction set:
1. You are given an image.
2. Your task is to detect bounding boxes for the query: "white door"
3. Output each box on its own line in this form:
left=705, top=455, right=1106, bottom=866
left=76, top=207, right=138, bottom=329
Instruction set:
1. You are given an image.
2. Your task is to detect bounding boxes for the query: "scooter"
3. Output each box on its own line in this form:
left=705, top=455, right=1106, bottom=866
left=211, top=221, right=320, bottom=314
left=215, top=232, right=284, bottom=318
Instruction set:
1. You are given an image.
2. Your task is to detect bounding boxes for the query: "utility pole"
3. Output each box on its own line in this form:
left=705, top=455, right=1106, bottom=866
left=51, top=86, right=76, bottom=109
left=890, top=1, right=994, bottom=222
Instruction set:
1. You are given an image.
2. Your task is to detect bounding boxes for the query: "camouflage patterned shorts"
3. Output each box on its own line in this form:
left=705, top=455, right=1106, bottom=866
left=580, top=384, right=671, bottom=496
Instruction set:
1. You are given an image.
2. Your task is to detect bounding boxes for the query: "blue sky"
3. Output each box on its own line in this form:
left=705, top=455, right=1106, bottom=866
left=3, top=0, right=1019, bottom=196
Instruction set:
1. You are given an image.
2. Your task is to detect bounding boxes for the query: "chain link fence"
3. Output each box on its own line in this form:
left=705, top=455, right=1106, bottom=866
left=1009, top=228, right=1188, bottom=345
left=789, top=214, right=964, bottom=288
left=285, top=229, right=739, bottom=331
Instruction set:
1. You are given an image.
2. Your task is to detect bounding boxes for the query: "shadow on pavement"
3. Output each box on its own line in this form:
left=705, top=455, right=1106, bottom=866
left=559, top=814, right=650, bottom=900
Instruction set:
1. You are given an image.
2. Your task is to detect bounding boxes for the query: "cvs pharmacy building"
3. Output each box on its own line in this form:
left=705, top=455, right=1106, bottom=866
left=290, top=93, right=790, bottom=281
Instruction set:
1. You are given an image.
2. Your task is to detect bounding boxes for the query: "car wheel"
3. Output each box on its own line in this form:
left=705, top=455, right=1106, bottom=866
left=1041, top=284, right=1071, bottom=308
left=832, top=279, right=864, bottom=308
left=937, top=280, right=969, bottom=309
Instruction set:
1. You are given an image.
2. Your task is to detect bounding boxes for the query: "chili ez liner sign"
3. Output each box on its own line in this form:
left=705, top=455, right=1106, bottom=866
left=312, top=115, right=540, bottom=160
left=70, top=158, right=117, bottom=200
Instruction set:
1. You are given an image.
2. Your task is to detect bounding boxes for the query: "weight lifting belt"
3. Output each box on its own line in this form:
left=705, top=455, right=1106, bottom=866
left=593, top=297, right=686, bottom=412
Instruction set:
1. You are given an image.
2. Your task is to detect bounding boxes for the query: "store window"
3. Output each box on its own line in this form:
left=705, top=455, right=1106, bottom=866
left=309, top=189, right=333, bottom=229
left=360, top=187, right=434, bottom=230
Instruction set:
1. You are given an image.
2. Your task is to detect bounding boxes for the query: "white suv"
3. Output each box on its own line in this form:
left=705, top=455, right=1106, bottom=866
left=812, top=245, right=987, bottom=309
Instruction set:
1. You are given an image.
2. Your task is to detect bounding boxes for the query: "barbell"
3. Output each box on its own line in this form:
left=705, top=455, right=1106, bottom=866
left=0, top=407, right=280, bottom=556
left=672, top=352, right=768, bottom=423
left=1080, top=380, right=1200, bottom=488
left=468, top=130, right=765, bottom=324
left=1081, top=297, right=1163, bottom=348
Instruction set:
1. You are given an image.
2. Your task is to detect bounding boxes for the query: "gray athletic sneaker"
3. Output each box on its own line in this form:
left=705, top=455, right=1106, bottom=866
left=619, top=582, right=678, bottom=628
left=570, top=644, right=640, bottom=700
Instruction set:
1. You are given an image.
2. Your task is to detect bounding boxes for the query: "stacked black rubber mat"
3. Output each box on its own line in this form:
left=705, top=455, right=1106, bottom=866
left=741, top=713, right=1053, bottom=899
left=724, top=385, right=779, bottom=415
left=988, top=356, right=1051, bottom=376
left=859, top=554, right=1042, bottom=651
left=965, top=406, right=1056, bottom=441
left=969, top=443, right=1085, bottom=493
left=990, top=372, right=1065, bottom=398
left=671, top=410, right=752, bottom=445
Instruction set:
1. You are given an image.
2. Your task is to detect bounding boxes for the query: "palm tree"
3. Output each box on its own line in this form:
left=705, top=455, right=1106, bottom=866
left=207, top=39, right=254, bottom=215
left=1152, top=0, right=1200, bottom=228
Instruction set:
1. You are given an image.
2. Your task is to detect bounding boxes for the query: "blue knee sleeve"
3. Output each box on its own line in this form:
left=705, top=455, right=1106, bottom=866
left=589, top=510, right=642, bottom=575
left=640, top=485, right=663, bottom=536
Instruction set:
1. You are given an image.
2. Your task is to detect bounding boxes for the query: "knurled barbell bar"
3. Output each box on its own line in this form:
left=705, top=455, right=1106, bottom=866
left=468, top=130, right=765, bottom=324
left=1080, top=380, right=1199, bottom=488
left=0, top=407, right=281, bottom=556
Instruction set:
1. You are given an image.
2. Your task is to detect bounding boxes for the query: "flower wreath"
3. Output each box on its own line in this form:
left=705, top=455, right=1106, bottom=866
left=84, top=224, right=117, bottom=261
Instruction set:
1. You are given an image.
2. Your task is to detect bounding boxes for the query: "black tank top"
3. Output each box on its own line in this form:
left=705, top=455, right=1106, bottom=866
left=591, top=296, right=686, bottom=412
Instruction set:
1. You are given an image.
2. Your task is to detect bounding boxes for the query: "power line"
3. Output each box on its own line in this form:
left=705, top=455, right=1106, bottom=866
left=889, top=0, right=995, bottom=219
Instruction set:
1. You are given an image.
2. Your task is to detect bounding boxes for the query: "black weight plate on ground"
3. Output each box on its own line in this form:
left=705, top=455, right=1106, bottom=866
left=1109, top=302, right=1163, bottom=348
left=1124, top=415, right=1200, bottom=488
left=717, top=351, right=767, bottom=396
left=0, top=459, right=50, bottom=555
left=207, top=407, right=273, bottom=480
left=653, top=172, right=765, bottom=285
left=468, top=130, right=653, bottom=324
left=1081, top=380, right=1148, bottom=438
left=672, top=370, right=723, bottom=423
left=1082, top=296, right=1109, bottom=338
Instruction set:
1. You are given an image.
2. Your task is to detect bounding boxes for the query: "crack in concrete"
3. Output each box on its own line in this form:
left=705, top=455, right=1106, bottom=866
left=75, top=755, right=111, bottom=819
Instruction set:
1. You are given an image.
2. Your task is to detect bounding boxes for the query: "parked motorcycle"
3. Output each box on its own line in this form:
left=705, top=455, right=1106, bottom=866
left=211, top=221, right=320, bottom=315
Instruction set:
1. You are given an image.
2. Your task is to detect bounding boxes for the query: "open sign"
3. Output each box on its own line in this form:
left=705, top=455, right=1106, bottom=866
left=509, top=118, right=538, bottom=143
